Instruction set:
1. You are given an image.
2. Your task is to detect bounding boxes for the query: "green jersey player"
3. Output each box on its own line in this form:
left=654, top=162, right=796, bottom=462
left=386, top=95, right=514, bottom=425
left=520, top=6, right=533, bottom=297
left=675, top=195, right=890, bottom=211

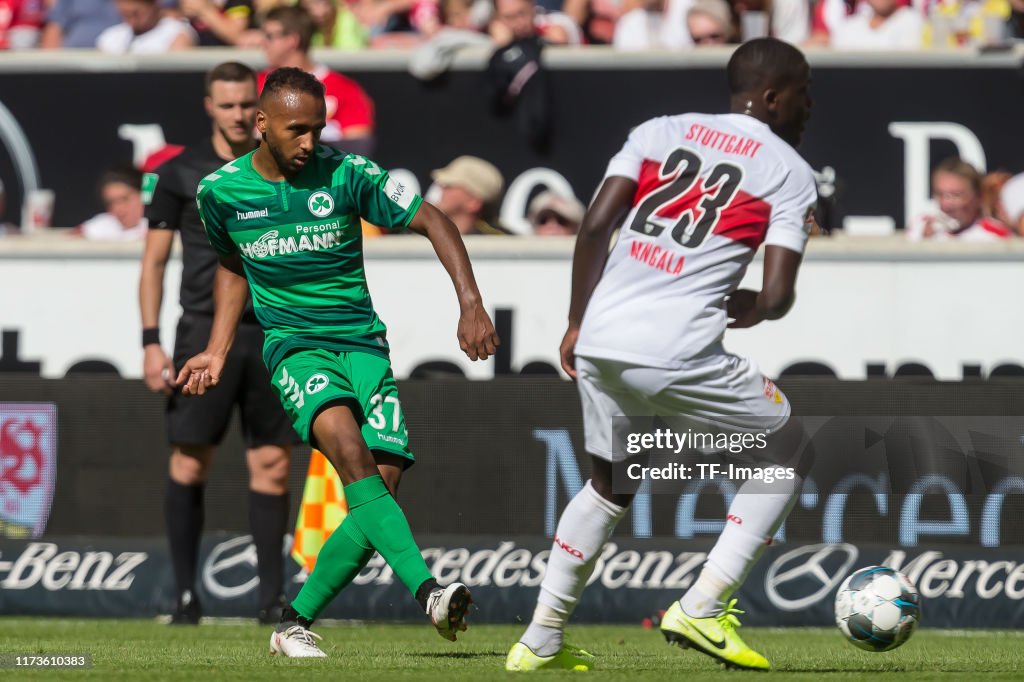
left=177, top=67, right=499, bottom=658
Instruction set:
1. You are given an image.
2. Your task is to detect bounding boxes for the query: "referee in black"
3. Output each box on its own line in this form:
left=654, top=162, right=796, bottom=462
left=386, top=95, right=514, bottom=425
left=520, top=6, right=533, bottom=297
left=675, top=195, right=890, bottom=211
left=139, top=62, right=298, bottom=625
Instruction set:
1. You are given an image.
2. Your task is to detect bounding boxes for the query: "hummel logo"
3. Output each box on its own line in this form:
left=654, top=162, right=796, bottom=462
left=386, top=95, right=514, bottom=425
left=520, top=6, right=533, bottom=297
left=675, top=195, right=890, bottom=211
left=236, top=208, right=269, bottom=221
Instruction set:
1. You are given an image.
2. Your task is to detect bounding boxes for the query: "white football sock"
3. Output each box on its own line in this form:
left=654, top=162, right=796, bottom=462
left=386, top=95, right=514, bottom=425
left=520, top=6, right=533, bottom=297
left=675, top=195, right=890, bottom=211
left=681, top=466, right=801, bottom=617
left=521, top=480, right=626, bottom=656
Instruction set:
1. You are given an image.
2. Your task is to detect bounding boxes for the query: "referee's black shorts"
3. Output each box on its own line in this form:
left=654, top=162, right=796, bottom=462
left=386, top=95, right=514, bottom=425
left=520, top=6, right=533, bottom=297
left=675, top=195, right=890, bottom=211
left=167, top=313, right=298, bottom=448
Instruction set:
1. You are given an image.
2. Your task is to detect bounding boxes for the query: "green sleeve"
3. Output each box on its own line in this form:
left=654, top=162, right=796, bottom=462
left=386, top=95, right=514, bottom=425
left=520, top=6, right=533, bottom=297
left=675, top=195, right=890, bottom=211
left=196, top=188, right=238, bottom=257
left=345, top=155, right=423, bottom=232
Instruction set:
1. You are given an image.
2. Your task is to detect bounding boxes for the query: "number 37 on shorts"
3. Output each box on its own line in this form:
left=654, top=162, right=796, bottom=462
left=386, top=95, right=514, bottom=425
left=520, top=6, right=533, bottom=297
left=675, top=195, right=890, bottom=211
left=271, top=349, right=414, bottom=463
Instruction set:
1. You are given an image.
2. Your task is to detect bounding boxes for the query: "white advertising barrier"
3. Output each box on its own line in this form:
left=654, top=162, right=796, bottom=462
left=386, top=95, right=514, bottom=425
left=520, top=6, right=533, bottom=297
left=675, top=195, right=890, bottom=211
left=1, top=234, right=1023, bottom=380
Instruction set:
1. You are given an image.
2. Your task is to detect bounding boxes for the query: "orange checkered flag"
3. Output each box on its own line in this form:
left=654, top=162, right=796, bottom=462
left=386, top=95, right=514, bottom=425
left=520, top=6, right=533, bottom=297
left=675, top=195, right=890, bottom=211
left=291, top=449, right=347, bottom=572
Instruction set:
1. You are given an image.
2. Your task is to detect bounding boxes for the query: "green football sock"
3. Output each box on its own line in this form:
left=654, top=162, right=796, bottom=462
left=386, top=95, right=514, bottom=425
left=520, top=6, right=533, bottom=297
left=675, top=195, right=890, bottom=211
left=344, top=475, right=433, bottom=597
left=291, top=515, right=374, bottom=621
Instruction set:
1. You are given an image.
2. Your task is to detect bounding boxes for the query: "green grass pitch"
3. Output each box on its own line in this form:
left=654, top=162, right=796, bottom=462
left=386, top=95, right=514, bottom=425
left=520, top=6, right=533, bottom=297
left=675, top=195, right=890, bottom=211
left=0, top=619, right=1021, bottom=680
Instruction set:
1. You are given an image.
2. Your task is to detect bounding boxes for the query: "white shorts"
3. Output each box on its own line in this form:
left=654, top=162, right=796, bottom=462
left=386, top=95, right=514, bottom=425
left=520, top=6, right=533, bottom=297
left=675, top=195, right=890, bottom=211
left=576, top=353, right=791, bottom=462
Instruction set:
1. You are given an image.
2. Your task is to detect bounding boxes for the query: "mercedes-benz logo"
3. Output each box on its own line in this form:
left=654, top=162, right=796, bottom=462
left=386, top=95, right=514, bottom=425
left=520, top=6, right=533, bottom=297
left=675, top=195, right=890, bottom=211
left=764, top=543, right=859, bottom=611
left=201, top=535, right=259, bottom=600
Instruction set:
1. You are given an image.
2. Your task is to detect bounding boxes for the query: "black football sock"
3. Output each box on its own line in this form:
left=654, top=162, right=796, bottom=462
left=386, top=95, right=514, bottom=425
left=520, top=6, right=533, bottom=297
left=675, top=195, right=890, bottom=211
left=165, top=478, right=204, bottom=599
left=278, top=604, right=314, bottom=630
left=415, top=578, right=441, bottom=611
left=249, top=490, right=290, bottom=610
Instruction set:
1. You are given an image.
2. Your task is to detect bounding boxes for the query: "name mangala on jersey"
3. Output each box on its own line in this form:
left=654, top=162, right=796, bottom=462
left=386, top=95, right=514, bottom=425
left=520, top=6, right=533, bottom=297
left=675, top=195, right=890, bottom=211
left=576, top=113, right=818, bottom=369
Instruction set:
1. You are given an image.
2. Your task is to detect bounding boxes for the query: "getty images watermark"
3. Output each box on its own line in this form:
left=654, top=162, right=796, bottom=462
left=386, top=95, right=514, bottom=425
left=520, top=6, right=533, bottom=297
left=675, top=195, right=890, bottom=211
left=610, top=416, right=1021, bottom=495
left=623, top=428, right=795, bottom=483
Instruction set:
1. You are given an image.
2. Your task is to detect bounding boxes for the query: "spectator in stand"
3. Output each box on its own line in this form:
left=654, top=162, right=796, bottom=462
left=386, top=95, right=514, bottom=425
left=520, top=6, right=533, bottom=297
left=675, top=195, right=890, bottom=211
left=0, top=0, right=45, bottom=48
left=437, top=0, right=492, bottom=30
left=905, top=158, right=1011, bottom=242
left=301, top=0, right=368, bottom=48
left=40, top=0, right=119, bottom=48
left=563, top=0, right=621, bottom=43
left=429, top=156, right=508, bottom=235
left=687, top=0, right=735, bottom=43
left=614, top=0, right=737, bottom=51
left=611, top=0, right=693, bottom=49
left=772, top=0, right=811, bottom=43
left=829, top=0, right=922, bottom=48
left=259, top=5, right=376, bottom=155
left=997, top=172, right=1024, bottom=236
left=528, top=190, right=584, bottom=236
left=490, top=0, right=582, bottom=45
left=408, top=0, right=494, bottom=79
left=342, top=0, right=444, bottom=45
left=234, top=0, right=288, bottom=45
left=807, top=0, right=857, bottom=45
left=730, top=0, right=808, bottom=44
left=178, top=0, right=254, bottom=45
left=75, top=168, right=148, bottom=241
left=613, top=0, right=671, bottom=49
left=96, top=0, right=197, bottom=52
left=412, top=0, right=492, bottom=36
left=981, top=169, right=1011, bottom=221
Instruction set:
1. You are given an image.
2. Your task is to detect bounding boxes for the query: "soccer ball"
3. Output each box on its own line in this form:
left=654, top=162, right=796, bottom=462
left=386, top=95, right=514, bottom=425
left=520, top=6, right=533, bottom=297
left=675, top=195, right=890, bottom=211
left=834, top=566, right=921, bottom=652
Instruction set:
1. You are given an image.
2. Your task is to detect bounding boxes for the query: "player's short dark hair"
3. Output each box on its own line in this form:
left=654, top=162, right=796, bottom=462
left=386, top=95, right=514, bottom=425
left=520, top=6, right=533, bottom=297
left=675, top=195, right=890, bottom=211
left=98, top=166, right=143, bottom=194
left=727, top=38, right=807, bottom=95
left=204, top=61, right=256, bottom=95
left=260, top=67, right=325, bottom=105
left=265, top=5, right=316, bottom=52
left=933, top=157, right=982, bottom=194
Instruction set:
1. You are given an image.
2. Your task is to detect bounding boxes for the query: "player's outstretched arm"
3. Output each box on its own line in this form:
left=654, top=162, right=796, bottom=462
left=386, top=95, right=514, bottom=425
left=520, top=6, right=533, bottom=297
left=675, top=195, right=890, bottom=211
left=727, top=246, right=803, bottom=329
left=561, top=176, right=637, bottom=379
left=139, top=229, right=176, bottom=395
left=406, top=201, right=500, bottom=361
left=175, top=254, right=250, bottom=394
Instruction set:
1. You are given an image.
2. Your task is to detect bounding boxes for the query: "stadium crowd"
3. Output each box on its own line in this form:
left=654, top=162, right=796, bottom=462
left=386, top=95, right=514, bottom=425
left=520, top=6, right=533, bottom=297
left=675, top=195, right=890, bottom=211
left=0, top=0, right=1021, bottom=52
left=0, top=1, right=1021, bottom=240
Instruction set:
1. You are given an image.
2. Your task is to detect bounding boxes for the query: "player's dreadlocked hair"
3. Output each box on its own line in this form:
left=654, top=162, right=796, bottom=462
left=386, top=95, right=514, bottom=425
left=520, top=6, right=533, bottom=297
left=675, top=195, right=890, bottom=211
left=727, top=38, right=807, bottom=95
left=260, top=67, right=325, bottom=104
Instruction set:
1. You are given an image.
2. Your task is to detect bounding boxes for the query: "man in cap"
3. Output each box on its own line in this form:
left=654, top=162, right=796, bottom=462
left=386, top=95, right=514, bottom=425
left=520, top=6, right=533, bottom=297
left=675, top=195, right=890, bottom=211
left=431, top=156, right=507, bottom=235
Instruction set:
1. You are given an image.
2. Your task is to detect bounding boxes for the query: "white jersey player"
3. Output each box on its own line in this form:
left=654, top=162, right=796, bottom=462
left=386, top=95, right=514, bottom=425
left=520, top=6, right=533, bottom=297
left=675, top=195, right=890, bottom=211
left=508, top=39, right=817, bottom=673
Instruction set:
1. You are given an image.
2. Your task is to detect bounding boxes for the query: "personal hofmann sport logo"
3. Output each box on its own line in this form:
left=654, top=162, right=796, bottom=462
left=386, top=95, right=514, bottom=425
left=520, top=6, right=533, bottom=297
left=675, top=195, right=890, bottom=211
left=239, top=226, right=344, bottom=259
left=308, top=191, right=334, bottom=218
left=305, top=374, right=329, bottom=394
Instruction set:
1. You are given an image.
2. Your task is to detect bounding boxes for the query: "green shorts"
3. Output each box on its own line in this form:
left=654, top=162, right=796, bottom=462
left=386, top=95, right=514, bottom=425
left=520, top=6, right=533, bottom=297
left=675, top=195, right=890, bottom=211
left=270, top=349, right=413, bottom=464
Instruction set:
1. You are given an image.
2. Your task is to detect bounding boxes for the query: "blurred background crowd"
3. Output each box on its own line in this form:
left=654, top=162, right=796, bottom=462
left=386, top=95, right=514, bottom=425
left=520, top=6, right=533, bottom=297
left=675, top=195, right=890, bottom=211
left=0, top=0, right=1021, bottom=242
left=1, top=0, right=1021, bottom=54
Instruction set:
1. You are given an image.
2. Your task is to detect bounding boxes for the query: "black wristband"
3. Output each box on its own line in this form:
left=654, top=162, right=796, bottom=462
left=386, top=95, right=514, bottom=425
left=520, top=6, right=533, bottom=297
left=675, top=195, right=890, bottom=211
left=142, top=327, right=160, bottom=347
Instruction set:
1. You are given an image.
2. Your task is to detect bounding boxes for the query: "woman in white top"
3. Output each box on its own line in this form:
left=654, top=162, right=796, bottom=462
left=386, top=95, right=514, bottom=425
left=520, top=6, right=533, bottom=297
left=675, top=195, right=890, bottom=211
left=830, top=0, right=923, bottom=49
left=96, top=0, right=197, bottom=53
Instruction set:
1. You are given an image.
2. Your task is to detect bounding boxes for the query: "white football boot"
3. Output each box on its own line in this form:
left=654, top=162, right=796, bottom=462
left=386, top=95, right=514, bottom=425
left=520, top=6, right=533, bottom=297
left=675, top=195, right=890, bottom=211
left=269, top=624, right=328, bottom=658
left=425, top=582, right=473, bottom=641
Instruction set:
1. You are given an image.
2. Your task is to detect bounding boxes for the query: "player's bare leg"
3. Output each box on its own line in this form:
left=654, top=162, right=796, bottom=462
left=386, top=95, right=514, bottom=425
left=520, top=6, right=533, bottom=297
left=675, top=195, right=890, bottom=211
left=166, top=445, right=214, bottom=625
left=246, top=444, right=291, bottom=624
